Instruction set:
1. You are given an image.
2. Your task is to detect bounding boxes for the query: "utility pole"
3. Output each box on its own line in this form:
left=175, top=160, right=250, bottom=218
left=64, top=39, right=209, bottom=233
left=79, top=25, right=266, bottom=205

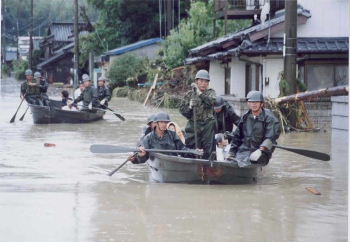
left=2, top=0, right=6, bottom=64
left=29, top=0, right=33, bottom=69
left=73, top=0, right=79, bottom=89
left=16, top=19, right=20, bottom=59
left=283, top=0, right=297, bottom=94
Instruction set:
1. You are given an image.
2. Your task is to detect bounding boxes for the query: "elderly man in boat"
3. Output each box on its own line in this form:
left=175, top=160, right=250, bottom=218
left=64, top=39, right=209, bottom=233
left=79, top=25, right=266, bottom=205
left=227, top=91, right=281, bottom=167
left=131, top=112, right=194, bottom=164
left=69, top=74, right=98, bottom=111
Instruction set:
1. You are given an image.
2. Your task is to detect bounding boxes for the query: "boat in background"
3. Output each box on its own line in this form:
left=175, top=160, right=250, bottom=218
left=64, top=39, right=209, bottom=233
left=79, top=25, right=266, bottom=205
left=28, top=99, right=105, bottom=124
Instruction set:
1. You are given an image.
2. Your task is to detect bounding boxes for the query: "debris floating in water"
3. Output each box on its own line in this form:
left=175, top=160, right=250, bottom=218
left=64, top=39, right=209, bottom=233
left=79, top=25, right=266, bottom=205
left=44, top=143, right=56, bottom=147
left=305, top=187, right=321, bottom=195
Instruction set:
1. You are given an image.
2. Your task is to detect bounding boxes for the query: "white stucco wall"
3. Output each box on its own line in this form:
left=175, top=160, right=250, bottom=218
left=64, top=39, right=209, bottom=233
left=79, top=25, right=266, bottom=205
left=272, top=0, right=349, bottom=38
left=262, top=57, right=284, bottom=98
left=209, top=61, right=225, bottom=95
left=230, top=59, right=246, bottom=97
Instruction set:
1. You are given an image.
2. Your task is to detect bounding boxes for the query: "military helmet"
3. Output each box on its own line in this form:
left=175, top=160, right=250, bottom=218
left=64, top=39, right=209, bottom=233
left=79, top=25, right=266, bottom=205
left=214, top=96, right=225, bottom=110
left=147, top=114, right=156, bottom=125
left=25, top=69, right=33, bottom=76
left=195, top=69, right=210, bottom=81
left=82, top=74, right=90, bottom=82
left=246, top=90, right=264, bottom=102
left=154, top=112, right=171, bottom=122
left=34, top=72, right=41, bottom=78
left=98, top=76, right=106, bottom=82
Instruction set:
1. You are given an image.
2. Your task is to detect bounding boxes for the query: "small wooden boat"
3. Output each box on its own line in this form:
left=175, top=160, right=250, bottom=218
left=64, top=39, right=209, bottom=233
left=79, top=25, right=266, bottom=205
left=28, top=99, right=105, bottom=124
left=147, top=153, right=263, bottom=184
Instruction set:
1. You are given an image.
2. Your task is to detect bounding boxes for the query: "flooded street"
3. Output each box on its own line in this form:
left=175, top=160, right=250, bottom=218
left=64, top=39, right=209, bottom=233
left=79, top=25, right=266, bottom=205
left=0, top=78, right=347, bottom=242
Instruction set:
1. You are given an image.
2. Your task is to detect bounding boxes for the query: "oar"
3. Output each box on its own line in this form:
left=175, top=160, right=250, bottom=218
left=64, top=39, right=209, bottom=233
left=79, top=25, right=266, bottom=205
left=90, top=144, right=203, bottom=156
left=100, top=104, right=126, bottom=121
left=273, top=145, right=330, bottom=161
left=108, top=154, right=136, bottom=176
left=19, top=106, right=29, bottom=121
left=10, top=96, right=26, bottom=123
left=224, top=133, right=330, bottom=161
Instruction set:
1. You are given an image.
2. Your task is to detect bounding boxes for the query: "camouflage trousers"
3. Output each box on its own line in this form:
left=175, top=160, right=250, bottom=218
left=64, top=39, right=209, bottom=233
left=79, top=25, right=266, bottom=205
left=184, top=119, right=216, bottom=159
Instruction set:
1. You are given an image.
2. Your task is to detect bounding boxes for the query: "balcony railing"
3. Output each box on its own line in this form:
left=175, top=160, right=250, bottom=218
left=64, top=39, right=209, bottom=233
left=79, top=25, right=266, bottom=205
left=214, top=0, right=267, bottom=12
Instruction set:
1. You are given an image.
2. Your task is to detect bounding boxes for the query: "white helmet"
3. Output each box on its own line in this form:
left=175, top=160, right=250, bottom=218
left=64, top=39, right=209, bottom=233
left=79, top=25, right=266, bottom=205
left=82, top=74, right=90, bottom=82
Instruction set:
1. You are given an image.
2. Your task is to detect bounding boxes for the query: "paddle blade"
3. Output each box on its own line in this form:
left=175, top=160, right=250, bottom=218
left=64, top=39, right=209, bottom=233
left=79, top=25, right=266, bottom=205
left=275, top=145, right=330, bottom=161
left=9, top=114, right=16, bottom=123
left=90, top=144, right=135, bottom=154
left=114, top=113, right=126, bottom=121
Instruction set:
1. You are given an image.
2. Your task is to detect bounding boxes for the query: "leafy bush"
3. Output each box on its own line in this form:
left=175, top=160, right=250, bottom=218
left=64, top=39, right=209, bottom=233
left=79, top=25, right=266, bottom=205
left=112, top=86, right=129, bottom=97
left=107, top=54, right=145, bottom=87
left=13, top=59, right=28, bottom=80
left=1, top=63, right=11, bottom=77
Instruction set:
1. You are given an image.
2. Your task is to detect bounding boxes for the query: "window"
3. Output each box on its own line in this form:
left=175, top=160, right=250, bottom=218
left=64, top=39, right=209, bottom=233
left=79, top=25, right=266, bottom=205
left=245, top=63, right=261, bottom=95
left=305, top=63, right=348, bottom=90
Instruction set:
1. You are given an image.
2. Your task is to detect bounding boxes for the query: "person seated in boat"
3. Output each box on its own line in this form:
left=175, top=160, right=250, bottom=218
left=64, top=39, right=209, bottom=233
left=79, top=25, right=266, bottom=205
left=142, top=114, right=157, bottom=137
left=20, top=69, right=43, bottom=105
left=227, top=91, right=281, bottom=166
left=96, top=76, right=112, bottom=109
left=167, top=121, right=185, bottom=144
left=214, top=96, right=240, bottom=135
left=215, top=133, right=230, bottom=162
left=74, top=82, right=85, bottom=103
left=61, top=90, right=73, bottom=106
left=34, top=71, right=50, bottom=106
left=69, top=74, right=98, bottom=112
left=131, top=112, right=192, bottom=164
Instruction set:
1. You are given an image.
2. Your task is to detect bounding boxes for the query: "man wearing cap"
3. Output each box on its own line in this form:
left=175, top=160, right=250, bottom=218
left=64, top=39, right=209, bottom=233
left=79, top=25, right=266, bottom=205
left=180, top=69, right=216, bottom=159
left=34, top=71, right=49, bottom=106
left=227, top=91, right=280, bottom=166
left=214, top=96, right=240, bottom=134
left=20, top=69, right=42, bottom=105
left=69, top=74, right=98, bottom=111
left=132, top=112, right=190, bottom=164
left=96, top=76, right=111, bottom=109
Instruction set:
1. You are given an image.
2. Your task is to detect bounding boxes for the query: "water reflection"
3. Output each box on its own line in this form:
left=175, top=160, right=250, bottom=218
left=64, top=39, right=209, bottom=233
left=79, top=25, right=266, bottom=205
left=0, top=78, right=347, bottom=242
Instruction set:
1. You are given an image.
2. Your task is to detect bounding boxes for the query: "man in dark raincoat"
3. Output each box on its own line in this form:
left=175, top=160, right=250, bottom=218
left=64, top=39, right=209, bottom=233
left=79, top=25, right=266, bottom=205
left=96, top=76, right=111, bottom=108
left=227, top=91, right=281, bottom=167
left=34, top=71, right=49, bottom=106
left=214, top=96, right=240, bottom=133
left=179, top=69, right=216, bottom=159
left=69, top=74, right=98, bottom=111
left=132, top=112, right=190, bottom=164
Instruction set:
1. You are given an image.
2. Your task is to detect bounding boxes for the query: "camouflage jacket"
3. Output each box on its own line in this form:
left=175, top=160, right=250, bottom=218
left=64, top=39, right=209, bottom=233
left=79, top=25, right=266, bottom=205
left=180, top=88, right=216, bottom=122
left=20, top=81, right=41, bottom=96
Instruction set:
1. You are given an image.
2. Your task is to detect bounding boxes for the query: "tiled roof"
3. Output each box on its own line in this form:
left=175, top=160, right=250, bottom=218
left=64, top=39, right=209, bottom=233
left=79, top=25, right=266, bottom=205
left=48, top=22, right=87, bottom=42
left=37, top=42, right=74, bottom=69
left=104, top=38, right=163, bottom=56
left=242, top=37, right=349, bottom=54
left=189, top=6, right=311, bottom=56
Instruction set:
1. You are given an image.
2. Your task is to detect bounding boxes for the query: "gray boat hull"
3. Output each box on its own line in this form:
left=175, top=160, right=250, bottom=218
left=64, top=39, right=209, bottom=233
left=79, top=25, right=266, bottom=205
left=147, top=153, right=263, bottom=184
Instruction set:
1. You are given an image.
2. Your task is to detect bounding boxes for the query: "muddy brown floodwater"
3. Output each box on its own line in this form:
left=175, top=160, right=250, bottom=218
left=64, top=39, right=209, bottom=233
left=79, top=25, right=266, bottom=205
left=0, top=78, right=347, bottom=242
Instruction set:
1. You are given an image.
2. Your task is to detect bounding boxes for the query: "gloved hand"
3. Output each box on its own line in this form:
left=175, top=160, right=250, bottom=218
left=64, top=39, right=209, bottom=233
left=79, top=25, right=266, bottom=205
left=189, top=98, right=198, bottom=109
left=249, top=149, right=262, bottom=162
left=224, top=131, right=232, bottom=139
left=191, top=83, right=202, bottom=95
left=100, top=99, right=107, bottom=105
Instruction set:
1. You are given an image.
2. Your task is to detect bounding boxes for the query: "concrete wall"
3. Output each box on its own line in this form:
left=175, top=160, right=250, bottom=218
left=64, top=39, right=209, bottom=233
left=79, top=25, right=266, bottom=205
left=272, top=0, right=349, bottom=38
left=331, top=96, right=349, bottom=131
left=209, top=61, right=225, bottom=95
left=304, top=98, right=332, bottom=129
left=110, top=44, right=162, bottom=64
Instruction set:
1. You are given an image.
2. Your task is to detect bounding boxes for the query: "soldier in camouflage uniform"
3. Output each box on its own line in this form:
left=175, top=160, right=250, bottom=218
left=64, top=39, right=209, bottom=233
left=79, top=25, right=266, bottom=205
left=228, top=91, right=281, bottom=166
left=179, top=70, right=216, bottom=159
left=69, top=74, right=98, bottom=111
left=20, top=69, right=42, bottom=105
